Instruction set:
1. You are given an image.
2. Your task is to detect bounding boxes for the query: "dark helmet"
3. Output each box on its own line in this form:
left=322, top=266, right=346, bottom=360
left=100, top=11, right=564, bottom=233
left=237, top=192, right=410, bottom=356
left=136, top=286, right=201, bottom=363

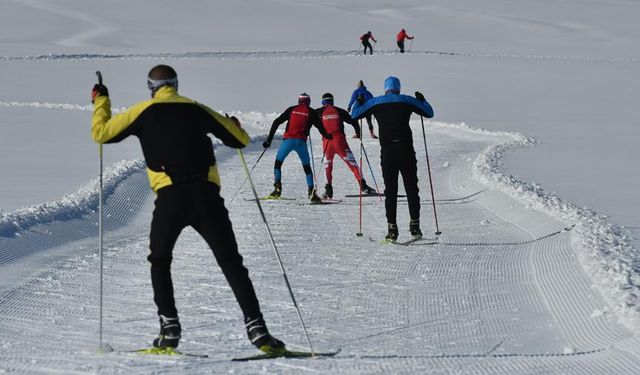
left=298, top=93, right=311, bottom=105
left=321, top=93, right=334, bottom=105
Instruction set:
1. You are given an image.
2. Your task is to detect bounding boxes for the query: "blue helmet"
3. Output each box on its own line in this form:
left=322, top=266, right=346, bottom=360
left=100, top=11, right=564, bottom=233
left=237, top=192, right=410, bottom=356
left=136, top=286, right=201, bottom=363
left=384, top=76, right=401, bottom=94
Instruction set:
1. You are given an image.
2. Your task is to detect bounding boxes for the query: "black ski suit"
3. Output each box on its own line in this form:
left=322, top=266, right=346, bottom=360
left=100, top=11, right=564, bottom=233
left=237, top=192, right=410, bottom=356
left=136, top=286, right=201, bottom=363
left=351, top=93, right=434, bottom=225
left=92, top=86, right=263, bottom=321
left=360, top=33, right=377, bottom=55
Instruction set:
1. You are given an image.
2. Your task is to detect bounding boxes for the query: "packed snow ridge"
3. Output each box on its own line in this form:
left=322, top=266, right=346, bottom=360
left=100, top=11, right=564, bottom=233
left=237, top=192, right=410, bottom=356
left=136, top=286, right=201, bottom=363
left=444, top=121, right=640, bottom=327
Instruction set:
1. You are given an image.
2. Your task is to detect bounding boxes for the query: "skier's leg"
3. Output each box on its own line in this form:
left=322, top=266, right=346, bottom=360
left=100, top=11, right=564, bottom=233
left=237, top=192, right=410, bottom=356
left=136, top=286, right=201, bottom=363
left=381, top=146, right=401, bottom=224
left=366, top=114, right=376, bottom=138
left=323, top=138, right=336, bottom=185
left=335, top=137, right=363, bottom=182
left=190, top=183, right=263, bottom=319
left=148, top=186, right=186, bottom=318
left=293, top=139, right=314, bottom=188
left=274, top=139, right=295, bottom=183
left=399, top=147, right=420, bottom=221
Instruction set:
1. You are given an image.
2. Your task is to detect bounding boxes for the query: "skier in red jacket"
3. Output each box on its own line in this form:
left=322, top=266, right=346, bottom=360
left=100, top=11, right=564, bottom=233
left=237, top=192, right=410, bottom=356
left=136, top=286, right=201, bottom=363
left=360, top=31, right=377, bottom=55
left=396, top=29, right=414, bottom=53
left=263, top=93, right=332, bottom=203
left=316, top=93, right=376, bottom=198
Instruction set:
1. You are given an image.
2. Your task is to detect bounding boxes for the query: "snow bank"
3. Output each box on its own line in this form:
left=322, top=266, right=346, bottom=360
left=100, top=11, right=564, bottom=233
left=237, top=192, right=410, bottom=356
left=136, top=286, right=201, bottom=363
left=0, top=111, right=275, bottom=238
left=431, top=120, right=640, bottom=327
left=0, top=159, right=144, bottom=237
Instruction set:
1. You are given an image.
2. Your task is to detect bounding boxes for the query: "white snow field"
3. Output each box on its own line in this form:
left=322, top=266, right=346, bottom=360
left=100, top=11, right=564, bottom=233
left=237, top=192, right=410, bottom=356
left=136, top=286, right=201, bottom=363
left=1, top=0, right=640, bottom=373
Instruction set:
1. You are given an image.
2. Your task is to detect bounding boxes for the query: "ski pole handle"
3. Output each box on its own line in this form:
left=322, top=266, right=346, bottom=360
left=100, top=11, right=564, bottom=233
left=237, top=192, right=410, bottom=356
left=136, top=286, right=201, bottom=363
left=96, top=71, right=103, bottom=85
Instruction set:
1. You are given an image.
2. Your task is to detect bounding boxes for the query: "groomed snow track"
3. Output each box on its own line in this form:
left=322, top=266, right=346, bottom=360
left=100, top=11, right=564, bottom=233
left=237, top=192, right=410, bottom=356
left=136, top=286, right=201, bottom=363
left=1, top=123, right=639, bottom=374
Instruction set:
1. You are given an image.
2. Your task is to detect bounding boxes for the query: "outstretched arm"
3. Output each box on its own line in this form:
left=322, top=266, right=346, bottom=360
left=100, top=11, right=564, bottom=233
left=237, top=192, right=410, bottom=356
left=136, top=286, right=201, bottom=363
left=265, top=107, right=292, bottom=145
left=92, top=97, right=148, bottom=144
left=310, top=109, right=331, bottom=138
left=411, top=92, right=434, bottom=118
left=339, top=107, right=361, bottom=136
left=350, top=99, right=375, bottom=121
left=199, top=104, right=250, bottom=148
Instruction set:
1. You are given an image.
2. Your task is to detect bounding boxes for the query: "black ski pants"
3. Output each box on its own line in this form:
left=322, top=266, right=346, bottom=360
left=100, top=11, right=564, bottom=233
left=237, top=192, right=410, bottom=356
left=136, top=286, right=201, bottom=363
left=380, top=142, right=420, bottom=224
left=362, top=41, right=373, bottom=55
left=397, top=40, right=405, bottom=53
left=148, top=182, right=261, bottom=320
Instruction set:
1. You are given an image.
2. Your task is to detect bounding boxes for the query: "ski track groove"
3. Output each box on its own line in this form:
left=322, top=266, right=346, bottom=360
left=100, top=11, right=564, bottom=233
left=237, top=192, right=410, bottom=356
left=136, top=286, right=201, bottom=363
left=1, top=49, right=638, bottom=64
left=0, top=125, right=639, bottom=373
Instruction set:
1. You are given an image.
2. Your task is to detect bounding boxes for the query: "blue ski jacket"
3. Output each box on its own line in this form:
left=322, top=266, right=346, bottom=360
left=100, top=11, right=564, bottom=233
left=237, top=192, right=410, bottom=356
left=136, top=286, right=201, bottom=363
left=350, top=93, right=434, bottom=145
left=347, top=86, right=373, bottom=111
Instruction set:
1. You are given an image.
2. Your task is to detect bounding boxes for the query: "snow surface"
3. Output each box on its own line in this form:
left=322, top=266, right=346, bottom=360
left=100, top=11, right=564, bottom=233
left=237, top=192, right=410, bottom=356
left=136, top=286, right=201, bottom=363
left=1, top=0, right=640, bottom=373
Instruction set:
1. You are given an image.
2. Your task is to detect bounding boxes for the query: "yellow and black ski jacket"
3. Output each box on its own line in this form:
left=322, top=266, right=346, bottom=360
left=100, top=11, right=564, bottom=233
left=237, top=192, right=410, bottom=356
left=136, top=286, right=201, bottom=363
left=92, top=86, right=250, bottom=192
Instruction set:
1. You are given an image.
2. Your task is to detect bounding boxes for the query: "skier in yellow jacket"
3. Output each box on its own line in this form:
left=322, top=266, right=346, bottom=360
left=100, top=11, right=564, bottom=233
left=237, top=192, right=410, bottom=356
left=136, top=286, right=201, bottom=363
left=91, top=64, right=284, bottom=353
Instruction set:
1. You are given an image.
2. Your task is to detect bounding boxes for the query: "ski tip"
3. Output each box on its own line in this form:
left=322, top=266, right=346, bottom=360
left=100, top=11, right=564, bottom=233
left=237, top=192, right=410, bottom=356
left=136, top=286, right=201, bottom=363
left=131, top=347, right=209, bottom=358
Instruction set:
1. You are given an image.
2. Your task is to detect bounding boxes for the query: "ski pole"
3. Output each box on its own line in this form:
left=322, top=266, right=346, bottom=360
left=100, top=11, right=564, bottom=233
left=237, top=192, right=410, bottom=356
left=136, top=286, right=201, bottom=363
left=409, top=39, right=413, bottom=52
left=237, top=149, right=315, bottom=355
left=319, top=143, right=327, bottom=191
left=356, top=128, right=364, bottom=237
left=228, top=147, right=267, bottom=204
left=307, top=133, right=319, bottom=196
left=95, top=70, right=105, bottom=352
left=360, top=138, right=382, bottom=202
left=420, top=116, right=442, bottom=235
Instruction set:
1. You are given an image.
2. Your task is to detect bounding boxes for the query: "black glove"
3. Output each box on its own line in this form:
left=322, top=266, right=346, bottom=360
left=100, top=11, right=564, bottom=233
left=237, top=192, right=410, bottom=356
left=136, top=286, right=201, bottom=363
left=263, top=140, right=271, bottom=148
left=347, top=106, right=352, bottom=112
left=92, top=84, right=109, bottom=103
left=415, top=91, right=426, bottom=102
left=357, top=95, right=364, bottom=105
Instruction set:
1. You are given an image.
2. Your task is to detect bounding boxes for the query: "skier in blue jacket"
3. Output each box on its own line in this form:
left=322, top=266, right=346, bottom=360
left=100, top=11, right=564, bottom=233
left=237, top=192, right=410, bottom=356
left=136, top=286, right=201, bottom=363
left=351, top=76, right=434, bottom=242
left=347, top=80, right=377, bottom=139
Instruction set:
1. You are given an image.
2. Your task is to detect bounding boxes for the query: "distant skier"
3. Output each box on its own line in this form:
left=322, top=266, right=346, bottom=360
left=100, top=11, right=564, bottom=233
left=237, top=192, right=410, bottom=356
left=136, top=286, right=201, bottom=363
left=350, top=76, right=434, bottom=242
left=396, top=28, right=414, bottom=53
left=91, top=65, right=284, bottom=353
left=316, top=92, right=376, bottom=199
left=360, top=31, right=377, bottom=55
left=263, top=93, right=332, bottom=203
left=347, top=80, right=377, bottom=139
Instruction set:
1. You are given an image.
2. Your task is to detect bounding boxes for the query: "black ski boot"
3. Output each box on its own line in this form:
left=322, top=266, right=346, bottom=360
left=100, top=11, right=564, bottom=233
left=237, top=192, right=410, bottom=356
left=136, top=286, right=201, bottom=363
left=153, top=315, right=181, bottom=348
left=360, top=179, right=376, bottom=194
left=385, top=223, right=399, bottom=242
left=409, top=219, right=423, bottom=240
left=309, top=187, right=322, bottom=203
left=323, top=184, right=333, bottom=199
left=268, top=181, right=282, bottom=199
left=245, top=316, right=285, bottom=354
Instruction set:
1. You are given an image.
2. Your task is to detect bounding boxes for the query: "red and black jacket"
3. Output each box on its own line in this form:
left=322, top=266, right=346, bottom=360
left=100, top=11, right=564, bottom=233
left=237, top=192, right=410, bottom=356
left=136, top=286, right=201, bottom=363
left=266, top=104, right=329, bottom=143
left=315, top=104, right=360, bottom=138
